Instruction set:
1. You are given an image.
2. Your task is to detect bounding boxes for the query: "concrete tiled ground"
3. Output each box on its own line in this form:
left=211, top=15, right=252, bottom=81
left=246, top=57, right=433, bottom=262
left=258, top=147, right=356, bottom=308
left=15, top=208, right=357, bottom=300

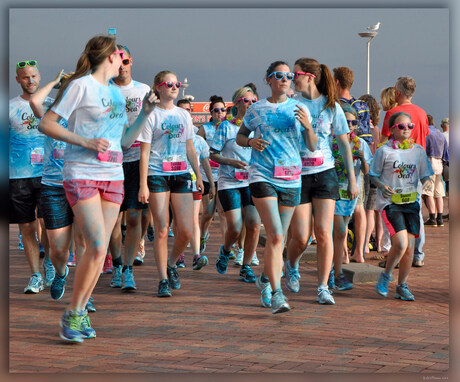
left=9, top=213, right=449, bottom=375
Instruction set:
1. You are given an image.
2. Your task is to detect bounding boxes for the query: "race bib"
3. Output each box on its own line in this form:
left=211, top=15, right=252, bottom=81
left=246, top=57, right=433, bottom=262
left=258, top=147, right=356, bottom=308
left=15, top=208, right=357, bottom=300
left=52, top=148, right=65, bottom=160
left=391, top=187, right=417, bottom=204
left=97, top=150, right=123, bottom=164
left=339, top=180, right=350, bottom=200
left=235, top=168, right=249, bottom=181
left=209, top=160, right=220, bottom=168
left=162, top=155, right=187, bottom=172
left=130, top=140, right=141, bottom=148
left=274, top=165, right=301, bottom=181
left=31, top=147, right=44, bottom=164
left=301, top=150, right=324, bottom=168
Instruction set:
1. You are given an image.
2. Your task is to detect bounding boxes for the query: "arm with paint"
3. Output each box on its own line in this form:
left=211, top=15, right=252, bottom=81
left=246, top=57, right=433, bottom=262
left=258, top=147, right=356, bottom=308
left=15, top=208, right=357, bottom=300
left=138, top=141, right=151, bottom=204
left=30, top=69, right=65, bottom=118
left=186, top=139, right=204, bottom=194
left=336, top=133, right=358, bottom=199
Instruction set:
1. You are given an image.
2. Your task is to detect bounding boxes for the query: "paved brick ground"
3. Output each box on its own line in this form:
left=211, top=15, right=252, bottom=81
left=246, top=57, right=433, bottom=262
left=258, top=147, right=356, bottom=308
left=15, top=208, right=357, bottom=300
left=8, top=210, right=450, bottom=376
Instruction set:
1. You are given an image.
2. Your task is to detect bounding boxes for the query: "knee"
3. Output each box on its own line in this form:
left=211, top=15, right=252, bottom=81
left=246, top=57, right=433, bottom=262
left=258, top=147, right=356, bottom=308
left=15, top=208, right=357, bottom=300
left=267, top=233, right=284, bottom=247
left=245, top=220, right=260, bottom=236
left=125, top=210, right=140, bottom=227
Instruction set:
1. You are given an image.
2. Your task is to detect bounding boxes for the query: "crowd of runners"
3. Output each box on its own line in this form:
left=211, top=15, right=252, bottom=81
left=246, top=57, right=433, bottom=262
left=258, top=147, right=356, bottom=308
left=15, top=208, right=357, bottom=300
left=9, top=34, right=449, bottom=343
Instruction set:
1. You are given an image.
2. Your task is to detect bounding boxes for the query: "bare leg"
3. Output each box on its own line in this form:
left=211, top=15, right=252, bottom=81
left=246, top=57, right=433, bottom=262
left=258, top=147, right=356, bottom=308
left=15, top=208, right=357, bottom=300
left=168, top=193, right=194, bottom=265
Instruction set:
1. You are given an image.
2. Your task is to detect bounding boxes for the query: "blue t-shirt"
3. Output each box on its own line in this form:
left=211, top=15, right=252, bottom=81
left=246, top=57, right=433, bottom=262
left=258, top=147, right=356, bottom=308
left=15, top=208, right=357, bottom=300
left=243, top=98, right=308, bottom=188
left=41, top=119, right=69, bottom=187
left=295, top=94, right=349, bottom=175
left=210, top=120, right=253, bottom=190
left=9, top=96, right=52, bottom=179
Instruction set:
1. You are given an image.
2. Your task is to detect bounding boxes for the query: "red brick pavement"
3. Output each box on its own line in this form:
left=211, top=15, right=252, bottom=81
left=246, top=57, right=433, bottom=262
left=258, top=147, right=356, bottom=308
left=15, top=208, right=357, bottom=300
left=8, top=214, right=450, bottom=376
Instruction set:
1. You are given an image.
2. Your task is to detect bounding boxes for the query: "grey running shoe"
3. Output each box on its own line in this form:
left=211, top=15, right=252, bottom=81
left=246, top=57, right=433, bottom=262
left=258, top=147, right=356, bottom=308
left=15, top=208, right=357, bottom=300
left=85, top=296, right=96, bottom=312
left=110, top=265, right=122, bottom=288
left=167, top=264, right=181, bottom=289
left=284, top=260, right=300, bottom=293
left=256, top=274, right=272, bottom=308
left=24, top=273, right=44, bottom=294
left=271, top=289, right=290, bottom=314
left=43, top=259, right=56, bottom=288
left=395, top=283, right=415, bottom=301
left=316, top=287, right=335, bottom=305
left=158, top=279, right=172, bottom=297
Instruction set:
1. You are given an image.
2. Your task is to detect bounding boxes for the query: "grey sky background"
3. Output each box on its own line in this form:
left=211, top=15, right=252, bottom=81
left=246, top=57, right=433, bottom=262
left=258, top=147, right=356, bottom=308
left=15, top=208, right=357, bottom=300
left=9, top=7, right=449, bottom=126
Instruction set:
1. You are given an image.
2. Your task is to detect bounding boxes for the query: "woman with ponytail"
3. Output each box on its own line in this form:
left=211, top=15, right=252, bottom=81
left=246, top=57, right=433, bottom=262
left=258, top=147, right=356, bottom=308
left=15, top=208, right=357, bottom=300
left=39, top=34, right=157, bottom=342
left=284, top=57, right=358, bottom=305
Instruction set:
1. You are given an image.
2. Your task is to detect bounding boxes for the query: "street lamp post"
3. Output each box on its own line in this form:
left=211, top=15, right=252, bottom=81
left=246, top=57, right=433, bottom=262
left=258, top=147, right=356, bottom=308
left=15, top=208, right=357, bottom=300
left=358, top=31, right=378, bottom=94
left=181, top=77, right=194, bottom=101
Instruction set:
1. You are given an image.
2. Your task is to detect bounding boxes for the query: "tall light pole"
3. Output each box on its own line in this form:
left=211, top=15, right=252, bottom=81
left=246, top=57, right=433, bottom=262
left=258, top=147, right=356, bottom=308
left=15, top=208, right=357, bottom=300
left=181, top=77, right=194, bottom=101
left=358, top=30, right=378, bottom=94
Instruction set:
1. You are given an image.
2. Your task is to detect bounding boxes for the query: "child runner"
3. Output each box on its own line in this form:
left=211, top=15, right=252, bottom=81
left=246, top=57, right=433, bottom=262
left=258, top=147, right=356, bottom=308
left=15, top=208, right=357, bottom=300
left=137, top=70, right=203, bottom=298
left=284, top=57, right=358, bottom=305
left=39, top=35, right=158, bottom=342
left=210, top=85, right=261, bottom=283
left=371, top=112, right=432, bottom=301
left=236, top=61, right=317, bottom=313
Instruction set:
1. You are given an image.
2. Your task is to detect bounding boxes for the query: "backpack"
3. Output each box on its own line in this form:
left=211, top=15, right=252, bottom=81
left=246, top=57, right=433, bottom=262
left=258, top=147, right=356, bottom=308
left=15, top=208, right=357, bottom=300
left=339, top=97, right=372, bottom=145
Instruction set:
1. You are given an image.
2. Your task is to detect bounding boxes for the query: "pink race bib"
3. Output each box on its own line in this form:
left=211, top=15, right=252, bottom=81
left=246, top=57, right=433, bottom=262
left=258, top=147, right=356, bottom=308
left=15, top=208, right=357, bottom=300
left=302, top=156, right=324, bottom=167
left=31, top=148, right=44, bottom=164
left=52, top=149, right=65, bottom=160
left=162, top=160, right=187, bottom=172
left=235, top=169, right=249, bottom=181
left=209, top=160, right=220, bottom=168
left=97, top=150, right=123, bottom=164
left=274, top=166, right=301, bottom=181
left=130, top=140, right=141, bottom=148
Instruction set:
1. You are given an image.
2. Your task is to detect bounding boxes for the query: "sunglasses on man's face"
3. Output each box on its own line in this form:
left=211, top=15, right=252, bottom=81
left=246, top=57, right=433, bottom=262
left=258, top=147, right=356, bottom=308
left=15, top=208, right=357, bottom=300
left=390, top=123, right=415, bottom=130
left=16, top=60, right=38, bottom=69
left=122, top=58, right=131, bottom=66
left=158, top=81, right=182, bottom=89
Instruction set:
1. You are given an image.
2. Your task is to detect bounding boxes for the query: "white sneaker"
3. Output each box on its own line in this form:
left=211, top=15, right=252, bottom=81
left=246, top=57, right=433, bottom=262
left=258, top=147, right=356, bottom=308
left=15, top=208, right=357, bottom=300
left=316, top=287, right=335, bottom=305
left=251, top=252, right=259, bottom=266
left=233, top=248, right=244, bottom=266
left=24, top=274, right=44, bottom=294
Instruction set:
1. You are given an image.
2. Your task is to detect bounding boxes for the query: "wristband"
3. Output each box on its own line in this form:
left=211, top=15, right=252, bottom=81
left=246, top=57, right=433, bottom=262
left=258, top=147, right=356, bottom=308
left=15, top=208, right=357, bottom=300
left=247, top=138, right=253, bottom=147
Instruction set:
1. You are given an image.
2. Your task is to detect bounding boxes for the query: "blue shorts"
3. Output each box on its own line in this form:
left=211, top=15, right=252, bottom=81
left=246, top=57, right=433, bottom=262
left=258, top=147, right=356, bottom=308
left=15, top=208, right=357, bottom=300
left=218, top=186, right=253, bottom=212
left=40, top=184, right=73, bottom=229
left=147, top=173, right=192, bottom=194
left=249, top=182, right=300, bottom=207
left=300, top=168, right=339, bottom=204
left=382, top=202, right=420, bottom=238
left=121, top=160, right=149, bottom=211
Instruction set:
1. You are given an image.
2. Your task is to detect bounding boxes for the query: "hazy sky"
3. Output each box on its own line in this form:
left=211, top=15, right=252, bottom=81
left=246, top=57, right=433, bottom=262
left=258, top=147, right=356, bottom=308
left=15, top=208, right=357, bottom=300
left=8, top=7, right=450, bottom=126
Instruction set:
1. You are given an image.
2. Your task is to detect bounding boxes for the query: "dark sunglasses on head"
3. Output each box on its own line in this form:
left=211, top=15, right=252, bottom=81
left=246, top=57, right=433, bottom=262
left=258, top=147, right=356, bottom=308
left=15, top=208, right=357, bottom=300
left=158, top=81, right=182, bottom=88
left=211, top=107, right=226, bottom=113
left=390, top=123, right=415, bottom=130
left=347, top=119, right=359, bottom=126
left=17, top=60, right=38, bottom=69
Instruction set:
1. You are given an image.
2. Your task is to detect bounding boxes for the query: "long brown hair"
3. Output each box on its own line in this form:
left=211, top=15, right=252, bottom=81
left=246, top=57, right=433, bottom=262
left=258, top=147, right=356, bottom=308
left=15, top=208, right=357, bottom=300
left=294, top=57, right=337, bottom=111
left=51, top=35, right=118, bottom=108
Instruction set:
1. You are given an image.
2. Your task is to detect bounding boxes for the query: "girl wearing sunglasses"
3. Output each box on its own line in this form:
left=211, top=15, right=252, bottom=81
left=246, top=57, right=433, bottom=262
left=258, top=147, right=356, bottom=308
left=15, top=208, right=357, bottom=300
left=330, top=107, right=372, bottom=292
left=196, top=95, right=227, bottom=257
left=236, top=60, right=317, bottom=314
left=210, top=86, right=261, bottom=282
left=39, top=35, right=158, bottom=343
left=137, top=70, right=203, bottom=298
left=370, top=112, right=433, bottom=301
left=284, top=57, right=358, bottom=305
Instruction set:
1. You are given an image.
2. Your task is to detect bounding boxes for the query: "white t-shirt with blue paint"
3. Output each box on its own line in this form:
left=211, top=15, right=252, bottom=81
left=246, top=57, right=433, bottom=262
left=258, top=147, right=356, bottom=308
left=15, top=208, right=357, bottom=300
left=295, top=94, right=349, bottom=175
left=200, top=121, right=220, bottom=183
left=52, top=74, right=128, bottom=181
left=137, top=105, right=194, bottom=176
left=189, top=134, right=209, bottom=192
left=210, top=120, right=253, bottom=191
left=243, top=97, right=310, bottom=188
left=9, top=96, right=52, bottom=179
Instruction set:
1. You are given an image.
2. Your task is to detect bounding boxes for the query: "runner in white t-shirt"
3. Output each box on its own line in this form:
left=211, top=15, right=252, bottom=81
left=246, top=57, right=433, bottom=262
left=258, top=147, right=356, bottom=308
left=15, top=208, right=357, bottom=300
left=284, top=57, right=358, bottom=306
left=236, top=61, right=317, bottom=314
left=210, top=86, right=261, bottom=283
left=39, top=35, right=158, bottom=343
left=371, top=112, right=433, bottom=301
left=137, top=70, right=203, bottom=298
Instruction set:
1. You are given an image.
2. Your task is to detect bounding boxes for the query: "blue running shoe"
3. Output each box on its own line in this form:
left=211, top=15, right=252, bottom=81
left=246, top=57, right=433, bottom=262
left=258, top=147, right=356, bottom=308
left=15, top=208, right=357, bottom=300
left=50, top=266, right=69, bottom=300
left=375, top=271, right=391, bottom=297
left=59, top=310, right=84, bottom=343
left=239, top=265, right=256, bottom=283
left=168, top=227, right=174, bottom=237
left=67, top=252, right=76, bottom=267
left=158, top=279, right=172, bottom=297
left=284, top=260, right=301, bottom=293
left=79, top=310, right=96, bottom=338
left=327, top=269, right=335, bottom=290
left=193, top=254, right=208, bottom=270
left=18, top=233, right=24, bottom=251
left=167, top=264, right=181, bottom=289
left=176, top=253, right=186, bottom=268
left=39, top=242, right=45, bottom=258
left=256, top=274, right=272, bottom=308
left=215, top=245, right=230, bottom=274
left=43, top=259, right=56, bottom=288
left=395, top=283, right=415, bottom=301
left=110, top=265, right=122, bottom=288
left=335, top=273, right=353, bottom=291
left=271, top=289, right=290, bottom=314
left=121, top=267, right=137, bottom=291
left=86, top=296, right=96, bottom=313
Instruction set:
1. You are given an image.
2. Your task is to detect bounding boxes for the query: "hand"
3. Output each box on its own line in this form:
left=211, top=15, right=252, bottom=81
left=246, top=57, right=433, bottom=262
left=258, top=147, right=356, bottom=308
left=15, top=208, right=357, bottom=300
left=138, top=184, right=150, bottom=204
left=208, top=182, right=216, bottom=200
left=142, top=89, right=160, bottom=115
left=347, top=179, right=359, bottom=200
left=54, top=69, right=65, bottom=86
left=295, top=105, right=312, bottom=130
left=83, top=137, right=110, bottom=152
left=230, top=159, right=248, bottom=170
left=196, top=177, right=205, bottom=196
left=379, top=184, right=394, bottom=199
left=249, top=134, right=270, bottom=152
